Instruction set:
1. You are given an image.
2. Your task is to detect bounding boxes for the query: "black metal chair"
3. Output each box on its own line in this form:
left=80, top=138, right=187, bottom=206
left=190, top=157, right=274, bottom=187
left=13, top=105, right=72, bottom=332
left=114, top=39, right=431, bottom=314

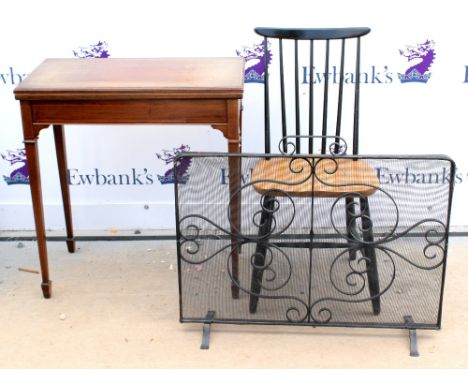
left=248, top=27, right=382, bottom=315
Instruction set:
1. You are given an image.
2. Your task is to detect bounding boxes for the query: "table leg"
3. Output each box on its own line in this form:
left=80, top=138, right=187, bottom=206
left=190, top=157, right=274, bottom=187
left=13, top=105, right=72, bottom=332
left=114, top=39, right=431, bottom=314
left=227, top=100, right=242, bottom=299
left=53, top=125, right=75, bottom=253
left=21, top=103, right=52, bottom=298
left=228, top=154, right=241, bottom=299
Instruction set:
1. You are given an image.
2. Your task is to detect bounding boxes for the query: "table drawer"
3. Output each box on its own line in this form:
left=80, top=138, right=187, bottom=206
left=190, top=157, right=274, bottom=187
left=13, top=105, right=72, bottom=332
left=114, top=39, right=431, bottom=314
left=31, top=99, right=228, bottom=124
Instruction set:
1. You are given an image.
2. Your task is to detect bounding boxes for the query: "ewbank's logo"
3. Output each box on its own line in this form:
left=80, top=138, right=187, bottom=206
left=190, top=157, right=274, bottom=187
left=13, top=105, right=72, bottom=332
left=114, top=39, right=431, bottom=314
left=73, top=41, right=110, bottom=58
left=156, top=145, right=192, bottom=185
left=236, top=41, right=272, bottom=83
left=398, top=40, right=436, bottom=83
left=1, top=148, right=29, bottom=185
left=0, top=67, right=28, bottom=85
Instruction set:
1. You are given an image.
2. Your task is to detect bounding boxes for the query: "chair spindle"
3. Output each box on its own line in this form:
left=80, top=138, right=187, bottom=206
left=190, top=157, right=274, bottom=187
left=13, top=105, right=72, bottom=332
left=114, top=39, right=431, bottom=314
left=321, top=39, right=330, bottom=154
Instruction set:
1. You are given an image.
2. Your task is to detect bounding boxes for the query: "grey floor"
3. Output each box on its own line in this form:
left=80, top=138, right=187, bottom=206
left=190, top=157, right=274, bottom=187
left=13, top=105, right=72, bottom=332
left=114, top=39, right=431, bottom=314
left=1, top=237, right=467, bottom=368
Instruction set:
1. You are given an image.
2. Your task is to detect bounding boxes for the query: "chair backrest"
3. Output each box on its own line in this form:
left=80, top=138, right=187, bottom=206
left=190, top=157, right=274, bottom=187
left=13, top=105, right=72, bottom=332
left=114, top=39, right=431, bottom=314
left=255, top=27, right=371, bottom=155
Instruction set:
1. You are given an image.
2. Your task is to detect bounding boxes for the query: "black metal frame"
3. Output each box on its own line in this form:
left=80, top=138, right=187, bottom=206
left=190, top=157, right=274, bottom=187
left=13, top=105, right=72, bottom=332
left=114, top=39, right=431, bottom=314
left=174, top=152, right=455, bottom=353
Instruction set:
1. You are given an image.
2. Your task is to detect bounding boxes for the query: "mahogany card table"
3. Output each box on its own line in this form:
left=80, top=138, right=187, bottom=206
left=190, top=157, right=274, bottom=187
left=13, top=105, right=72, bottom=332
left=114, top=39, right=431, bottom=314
left=14, top=58, right=244, bottom=298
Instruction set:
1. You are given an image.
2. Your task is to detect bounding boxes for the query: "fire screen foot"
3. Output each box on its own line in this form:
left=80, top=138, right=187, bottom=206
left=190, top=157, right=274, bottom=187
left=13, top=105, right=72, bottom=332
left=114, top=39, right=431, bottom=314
left=404, top=315, right=420, bottom=357
left=200, top=310, right=216, bottom=350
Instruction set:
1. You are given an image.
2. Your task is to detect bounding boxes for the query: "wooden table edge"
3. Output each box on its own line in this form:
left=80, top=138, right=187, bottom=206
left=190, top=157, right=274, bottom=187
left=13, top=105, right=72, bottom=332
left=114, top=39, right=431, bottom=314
left=14, top=90, right=244, bottom=101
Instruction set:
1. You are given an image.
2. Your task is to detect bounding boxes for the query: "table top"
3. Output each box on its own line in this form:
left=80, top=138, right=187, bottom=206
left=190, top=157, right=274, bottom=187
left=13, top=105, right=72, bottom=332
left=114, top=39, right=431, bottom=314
left=14, top=58, right=245, bottom=100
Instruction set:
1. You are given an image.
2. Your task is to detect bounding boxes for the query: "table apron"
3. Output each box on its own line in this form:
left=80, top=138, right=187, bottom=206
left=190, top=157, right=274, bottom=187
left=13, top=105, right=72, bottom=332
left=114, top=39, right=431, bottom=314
left=30, top=99, right=230, bottom=124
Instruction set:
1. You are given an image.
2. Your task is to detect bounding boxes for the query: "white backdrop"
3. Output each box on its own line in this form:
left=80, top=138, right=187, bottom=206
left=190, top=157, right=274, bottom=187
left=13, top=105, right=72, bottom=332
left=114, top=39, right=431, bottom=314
left=1, top=0, right=467, bottom=231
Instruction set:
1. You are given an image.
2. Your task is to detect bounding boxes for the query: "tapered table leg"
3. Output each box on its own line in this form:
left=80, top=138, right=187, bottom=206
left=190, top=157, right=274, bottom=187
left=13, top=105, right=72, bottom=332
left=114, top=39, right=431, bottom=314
left=53, top=125, right=75, bottom=253
left=21, top=102, right=52, bottom=298
left=227, top=100, right=242, bottom=299
left=228, top=155, right=241, bottom=299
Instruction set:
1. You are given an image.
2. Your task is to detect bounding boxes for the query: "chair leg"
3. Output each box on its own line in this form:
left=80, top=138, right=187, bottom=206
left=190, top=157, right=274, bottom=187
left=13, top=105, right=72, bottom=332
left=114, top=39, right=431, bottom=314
left=249, top=196, right=275, bottom=314
left=345, top=197, right=357, bottom=261
left=360, top=196, right=381, bottom=315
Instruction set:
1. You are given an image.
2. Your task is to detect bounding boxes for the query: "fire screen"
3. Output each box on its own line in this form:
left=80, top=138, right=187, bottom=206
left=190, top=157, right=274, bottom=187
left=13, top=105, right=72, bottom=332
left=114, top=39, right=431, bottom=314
left=174, top=152, right=455, bottom=350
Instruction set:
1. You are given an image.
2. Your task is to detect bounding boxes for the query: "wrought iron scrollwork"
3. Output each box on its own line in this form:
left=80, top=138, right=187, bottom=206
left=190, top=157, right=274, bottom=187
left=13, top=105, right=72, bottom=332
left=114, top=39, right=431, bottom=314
left=177, top=149, right=451, bottom=324
left=226, top=244, right=310, bottom=323
left=278, top=135, right=348, bottom=156
left=310, top=247, right=397, bottom=323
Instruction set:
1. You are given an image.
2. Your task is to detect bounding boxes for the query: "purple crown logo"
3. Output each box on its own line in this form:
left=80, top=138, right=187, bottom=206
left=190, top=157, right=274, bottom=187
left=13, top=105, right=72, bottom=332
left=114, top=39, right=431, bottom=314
left=398, top=40, right=435, bottom=83
left=73, top=41, right=110, bottom=58
left=1, top=148, right=29, bottom=185
left=156, top=144, right=192, bottom=185
left=236, top=41, right=272, bottom=83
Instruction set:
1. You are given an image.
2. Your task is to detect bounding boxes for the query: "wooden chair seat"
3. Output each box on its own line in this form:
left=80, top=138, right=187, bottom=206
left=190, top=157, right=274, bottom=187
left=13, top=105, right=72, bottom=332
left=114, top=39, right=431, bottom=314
left=252, top=157, right=379, bottom=197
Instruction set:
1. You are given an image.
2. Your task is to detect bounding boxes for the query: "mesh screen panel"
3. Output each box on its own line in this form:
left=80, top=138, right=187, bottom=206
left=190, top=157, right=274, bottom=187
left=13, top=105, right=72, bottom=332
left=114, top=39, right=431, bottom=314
left=175, top=154, right=454, bottom=328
